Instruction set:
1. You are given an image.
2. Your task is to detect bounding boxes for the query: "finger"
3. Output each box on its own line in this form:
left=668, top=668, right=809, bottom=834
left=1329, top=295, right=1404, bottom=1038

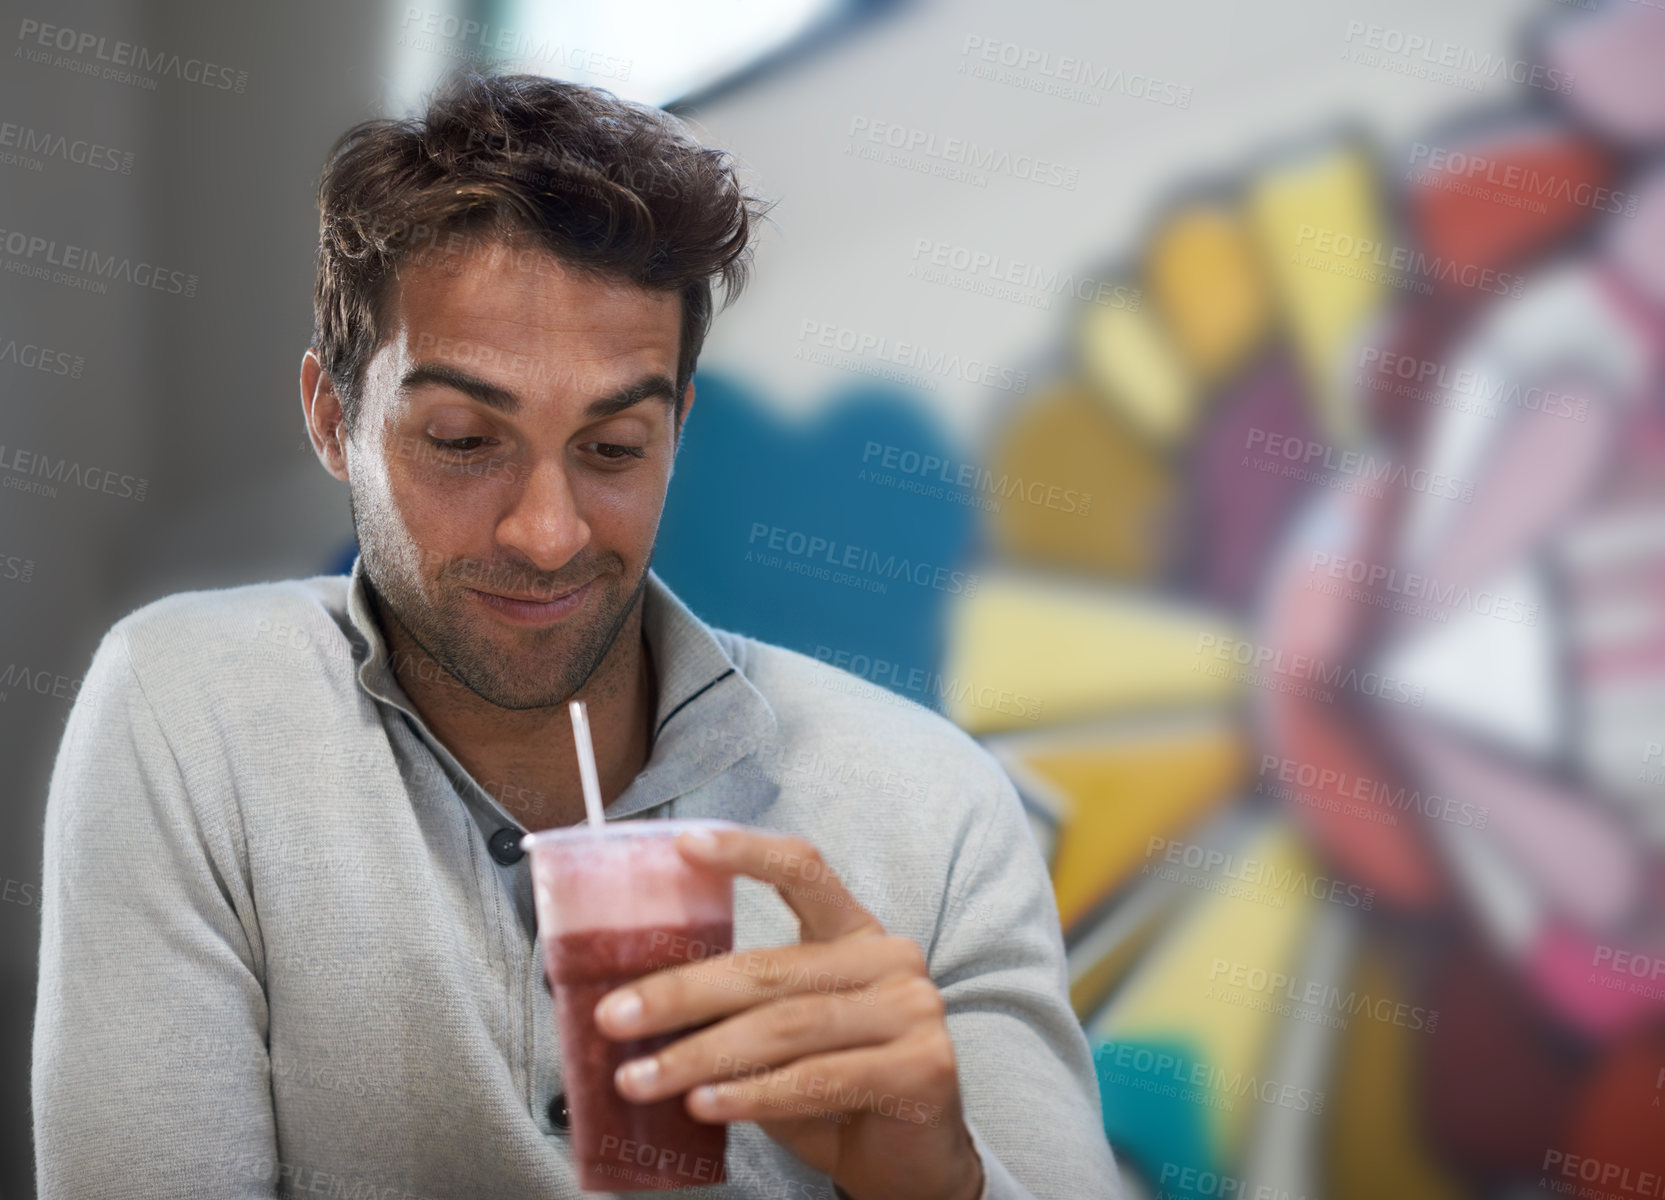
left=616, top=973, right=940, bottom=1103
left=675, top=827, right=881, bottom=941
left=596, top=933, right=927, bottom=1040
left=683, top=1026, right=958, bottom=1128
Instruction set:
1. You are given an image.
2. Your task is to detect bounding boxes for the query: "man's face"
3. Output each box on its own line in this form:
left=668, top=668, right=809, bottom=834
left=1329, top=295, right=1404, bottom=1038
left=342, top=236, right=688, bottom=710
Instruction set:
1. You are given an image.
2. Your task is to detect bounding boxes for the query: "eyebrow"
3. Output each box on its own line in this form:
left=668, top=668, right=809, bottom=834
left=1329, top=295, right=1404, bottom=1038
left=396, top=362, right=678, bottom=420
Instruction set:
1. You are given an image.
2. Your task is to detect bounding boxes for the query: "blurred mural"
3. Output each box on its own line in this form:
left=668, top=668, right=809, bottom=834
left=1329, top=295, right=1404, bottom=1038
left=658, top=4, right=1665, bottom=1196
left=8, top=0, right=1665, bottom=1197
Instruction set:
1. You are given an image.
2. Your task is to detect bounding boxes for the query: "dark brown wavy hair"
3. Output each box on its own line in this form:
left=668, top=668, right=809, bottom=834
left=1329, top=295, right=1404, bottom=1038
left=312, top=71, right=773, bottom=430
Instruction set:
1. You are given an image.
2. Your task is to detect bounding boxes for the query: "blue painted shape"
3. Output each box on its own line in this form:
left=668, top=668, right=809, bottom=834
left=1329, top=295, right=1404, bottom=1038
left=1094, top=1038, right=1222, bottom=1200
left=653, top=369, right=978, bottom=712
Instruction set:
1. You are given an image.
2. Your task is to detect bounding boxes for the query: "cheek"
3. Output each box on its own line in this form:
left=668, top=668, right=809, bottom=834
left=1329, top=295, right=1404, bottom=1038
left=369, top=463, right=497, bottom=572
left=389, top=451, right=515, bottom=520
left=576, top=468, right=671, bottom=542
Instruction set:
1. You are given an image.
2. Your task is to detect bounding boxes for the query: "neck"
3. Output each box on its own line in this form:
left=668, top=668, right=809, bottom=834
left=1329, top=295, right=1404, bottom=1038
left=371, top=586, right=657, bottom=831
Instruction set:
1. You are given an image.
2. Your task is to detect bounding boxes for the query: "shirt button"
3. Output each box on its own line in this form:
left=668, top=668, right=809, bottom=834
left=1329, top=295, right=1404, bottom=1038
left=488, top=827, right=525, bottom=865
left=549, top=1091, right=570, bottom=1131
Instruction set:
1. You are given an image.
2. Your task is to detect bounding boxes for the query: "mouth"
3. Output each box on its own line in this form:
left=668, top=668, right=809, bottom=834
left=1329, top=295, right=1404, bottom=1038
left=464, top=578, right=593, bottom=626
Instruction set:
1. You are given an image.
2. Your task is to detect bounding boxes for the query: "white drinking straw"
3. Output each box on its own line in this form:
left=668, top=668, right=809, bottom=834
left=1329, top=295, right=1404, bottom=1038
left=568, top=699, right=606, bottom=829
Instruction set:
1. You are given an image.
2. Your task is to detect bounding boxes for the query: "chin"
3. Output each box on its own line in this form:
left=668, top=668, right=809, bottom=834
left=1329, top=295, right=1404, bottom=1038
left=454, top=663, right=569, bottom=710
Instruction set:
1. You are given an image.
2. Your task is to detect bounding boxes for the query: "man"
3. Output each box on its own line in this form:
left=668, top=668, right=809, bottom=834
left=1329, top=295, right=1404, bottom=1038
left=32, top=72, right=1121, bottom=1199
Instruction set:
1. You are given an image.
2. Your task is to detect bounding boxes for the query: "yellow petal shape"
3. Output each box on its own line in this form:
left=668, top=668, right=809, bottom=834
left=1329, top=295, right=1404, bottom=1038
left=1247, top=142, right=1386, bottom=445
left=984, top=381, right=1177, bottom=579
left=941, top=567, right=1243, bottom=734
left=1148, top=204, right=1270, bottom=384
left=1014, top=716, right=1248, bottom=931
left=1078, top=298, right=1197, bottom=447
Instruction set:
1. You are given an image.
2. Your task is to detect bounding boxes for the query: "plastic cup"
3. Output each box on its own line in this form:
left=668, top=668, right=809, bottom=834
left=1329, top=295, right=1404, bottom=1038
left=523, top=818, right=739, bottom=1191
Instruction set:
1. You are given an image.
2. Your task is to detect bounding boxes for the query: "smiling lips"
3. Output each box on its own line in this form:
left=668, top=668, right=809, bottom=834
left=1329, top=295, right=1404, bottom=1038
left=483, top=584, right=583, bottom=603
left=466, top=579, right=593, bottom=625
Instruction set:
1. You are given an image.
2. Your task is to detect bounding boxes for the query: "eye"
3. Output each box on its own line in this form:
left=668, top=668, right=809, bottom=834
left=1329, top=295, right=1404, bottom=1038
left=584, top=443, right=647, bottom=461
left=431, top=436, right=491, bottom=454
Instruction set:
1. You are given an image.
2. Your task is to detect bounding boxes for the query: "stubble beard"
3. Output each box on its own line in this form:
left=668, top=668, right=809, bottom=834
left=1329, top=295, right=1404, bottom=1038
left=349, top=488, right=649, bottom=711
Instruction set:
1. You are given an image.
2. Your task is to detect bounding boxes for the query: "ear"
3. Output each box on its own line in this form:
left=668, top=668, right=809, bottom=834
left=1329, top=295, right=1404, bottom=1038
left=300, top=349, right=351, bottom=483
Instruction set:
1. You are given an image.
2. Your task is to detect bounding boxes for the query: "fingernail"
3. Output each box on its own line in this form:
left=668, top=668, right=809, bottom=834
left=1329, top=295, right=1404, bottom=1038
left=691, top=1084, right=723, bottom=1112
left=681, top=829, right=719, bottom=855
left=617, top=1056, right=659, bottom=1094
left=599, top=990, right=642, bottom=1029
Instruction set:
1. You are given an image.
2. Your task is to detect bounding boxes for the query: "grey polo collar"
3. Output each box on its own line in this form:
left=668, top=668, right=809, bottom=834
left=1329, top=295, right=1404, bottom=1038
left=341, top=552, right=777, bottom=825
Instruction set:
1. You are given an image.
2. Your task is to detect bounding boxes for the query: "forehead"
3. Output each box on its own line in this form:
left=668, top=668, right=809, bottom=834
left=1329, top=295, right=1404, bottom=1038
left=379, top=236, right=682, bottom=379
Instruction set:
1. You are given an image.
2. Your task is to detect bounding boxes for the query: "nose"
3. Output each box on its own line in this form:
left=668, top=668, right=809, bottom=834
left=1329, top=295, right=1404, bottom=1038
left=494, top=455, right=591, bottom=573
